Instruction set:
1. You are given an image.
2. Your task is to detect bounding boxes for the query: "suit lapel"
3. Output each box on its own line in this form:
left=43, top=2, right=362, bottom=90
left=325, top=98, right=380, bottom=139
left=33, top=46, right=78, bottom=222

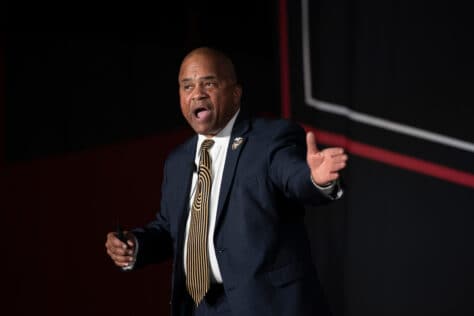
left=214, top=112, right=251, bottom=232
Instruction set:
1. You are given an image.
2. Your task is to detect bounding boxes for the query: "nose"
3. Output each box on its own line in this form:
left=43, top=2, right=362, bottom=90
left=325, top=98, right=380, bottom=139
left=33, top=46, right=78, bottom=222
left=191, top=83, right=208, bottom=101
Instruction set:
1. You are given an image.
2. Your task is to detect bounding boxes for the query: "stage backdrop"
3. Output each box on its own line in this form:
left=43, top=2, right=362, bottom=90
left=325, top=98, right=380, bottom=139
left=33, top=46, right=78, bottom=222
left=2, top=0, right=474, bottom=314
left=281, top=0, right=474, bottom=315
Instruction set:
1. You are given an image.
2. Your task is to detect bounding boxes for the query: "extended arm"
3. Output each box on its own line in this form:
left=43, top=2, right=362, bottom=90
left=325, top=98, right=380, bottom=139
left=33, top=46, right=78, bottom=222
left=268, top=121, right=346, bottom=205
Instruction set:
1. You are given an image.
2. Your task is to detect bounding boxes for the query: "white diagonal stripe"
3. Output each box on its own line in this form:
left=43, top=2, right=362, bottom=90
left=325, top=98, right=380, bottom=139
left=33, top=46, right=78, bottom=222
left=301, top=0, right=474, bottom=153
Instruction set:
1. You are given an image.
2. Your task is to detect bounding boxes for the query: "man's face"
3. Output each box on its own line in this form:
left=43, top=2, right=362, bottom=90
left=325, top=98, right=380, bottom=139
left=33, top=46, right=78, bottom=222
left=178, top=53, right=242, bottom=137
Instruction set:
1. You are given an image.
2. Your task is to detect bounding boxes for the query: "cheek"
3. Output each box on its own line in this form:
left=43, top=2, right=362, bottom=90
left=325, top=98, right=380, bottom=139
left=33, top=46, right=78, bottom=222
left=180, top=105, right=190, bottom=121
left=179, top=97, right=190, bottom=114
left=211, top=95, right=224, bottom=111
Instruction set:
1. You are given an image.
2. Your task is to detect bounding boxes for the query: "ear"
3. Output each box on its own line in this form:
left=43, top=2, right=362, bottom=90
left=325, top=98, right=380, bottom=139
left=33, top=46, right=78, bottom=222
left=233, top=84, right=243, bottom=104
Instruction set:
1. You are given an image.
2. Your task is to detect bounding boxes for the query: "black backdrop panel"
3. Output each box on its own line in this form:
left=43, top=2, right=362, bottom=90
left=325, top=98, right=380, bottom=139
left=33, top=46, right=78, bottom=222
left=6, top=5, right=280, bottom=162
left=6, top=32, right=186, bottom=161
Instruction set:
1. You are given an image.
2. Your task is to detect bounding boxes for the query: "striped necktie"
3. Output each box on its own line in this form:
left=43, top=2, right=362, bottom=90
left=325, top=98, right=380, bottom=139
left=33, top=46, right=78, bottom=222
left=186, top=139, right=214, bottom=305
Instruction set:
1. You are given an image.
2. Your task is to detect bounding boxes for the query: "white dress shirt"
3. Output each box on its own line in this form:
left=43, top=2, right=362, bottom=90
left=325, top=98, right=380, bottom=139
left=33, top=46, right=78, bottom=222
left=183, top=109, right=240, bottom=283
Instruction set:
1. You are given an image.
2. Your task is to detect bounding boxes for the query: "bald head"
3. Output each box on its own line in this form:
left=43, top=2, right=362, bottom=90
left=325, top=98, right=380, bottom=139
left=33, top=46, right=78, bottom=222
left=179, top=47, right=238, bottom=84
left=178, top=47, right=243, bottom=137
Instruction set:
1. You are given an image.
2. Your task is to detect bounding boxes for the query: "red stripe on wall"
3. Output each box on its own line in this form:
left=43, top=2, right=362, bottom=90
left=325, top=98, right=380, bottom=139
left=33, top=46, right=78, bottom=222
left=279, top=0, right=291, bottom=119
left=0, top=31, right=5, bottom=170
left=304, top=125, right=474, bottom=189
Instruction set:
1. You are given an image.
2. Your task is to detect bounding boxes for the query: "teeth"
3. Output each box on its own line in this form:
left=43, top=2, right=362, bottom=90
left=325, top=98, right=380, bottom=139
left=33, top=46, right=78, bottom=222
left=194, top=108, right=206, bottom=115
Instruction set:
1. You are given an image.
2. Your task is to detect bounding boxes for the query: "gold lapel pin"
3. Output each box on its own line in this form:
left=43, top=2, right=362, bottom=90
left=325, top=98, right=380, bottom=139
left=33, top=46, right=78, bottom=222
left=232, top=137, right=244, bottom=150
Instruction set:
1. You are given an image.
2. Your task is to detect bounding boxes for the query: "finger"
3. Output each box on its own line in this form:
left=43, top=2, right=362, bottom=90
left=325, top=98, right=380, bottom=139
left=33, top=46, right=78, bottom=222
left=124, top=231, right=136, bottom=248
left=110, top=246, right=134, bottom=256
left=322, top=147, right=345, bottom=157
left=106, top=232, right=124, bottom=247
left=329, top=162, right=346, bottom=172
left=332, top=155, right=348, bottom=163
left=306, top=132, right=320, bottom=155
left=114, top=256, right=134, bottom=267
left=106, top=238, right=127, bottom=254
left=109, top=234, right=129, bottom=249
left=116, top=261, right=132, bottom=268
left=108, top=249, right=134, bottom=263
left=114, top=255, right=134, bottom=263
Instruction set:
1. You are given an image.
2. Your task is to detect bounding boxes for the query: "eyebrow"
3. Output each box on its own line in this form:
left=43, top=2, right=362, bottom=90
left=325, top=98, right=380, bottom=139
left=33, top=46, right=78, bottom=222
left=180, top=75, right=218, bottom=83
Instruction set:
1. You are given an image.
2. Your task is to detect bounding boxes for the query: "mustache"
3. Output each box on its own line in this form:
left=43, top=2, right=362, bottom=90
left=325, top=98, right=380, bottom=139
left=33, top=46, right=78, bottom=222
left=191, top=103, right=213, bottom=115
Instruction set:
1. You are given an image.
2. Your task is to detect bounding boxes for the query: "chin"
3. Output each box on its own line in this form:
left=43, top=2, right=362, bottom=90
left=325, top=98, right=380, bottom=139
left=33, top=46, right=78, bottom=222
left=191, top=123, right=215, bottom=135
left=192, top=126, right=211, bottom=135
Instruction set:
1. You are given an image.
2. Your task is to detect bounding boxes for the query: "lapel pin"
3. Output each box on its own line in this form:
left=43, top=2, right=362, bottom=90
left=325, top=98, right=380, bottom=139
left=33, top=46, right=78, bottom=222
left=232, top=137, right=244, bottom=150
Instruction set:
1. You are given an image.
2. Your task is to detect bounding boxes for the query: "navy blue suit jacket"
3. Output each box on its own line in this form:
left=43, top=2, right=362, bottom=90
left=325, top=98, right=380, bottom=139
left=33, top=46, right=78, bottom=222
left=133, top=111, right=340, bottom=316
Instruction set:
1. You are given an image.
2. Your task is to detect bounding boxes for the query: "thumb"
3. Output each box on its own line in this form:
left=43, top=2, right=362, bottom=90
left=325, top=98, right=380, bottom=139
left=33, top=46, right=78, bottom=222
left=306, top=131, right=320, bottom=155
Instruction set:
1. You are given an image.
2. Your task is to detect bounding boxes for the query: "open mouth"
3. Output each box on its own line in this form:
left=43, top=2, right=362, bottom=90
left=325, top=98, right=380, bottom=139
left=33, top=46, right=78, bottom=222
left=193, top=107, right=211, bottom=120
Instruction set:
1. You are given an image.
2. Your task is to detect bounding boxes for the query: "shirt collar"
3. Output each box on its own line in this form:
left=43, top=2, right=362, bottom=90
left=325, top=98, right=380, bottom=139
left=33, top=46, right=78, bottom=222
left=197, top=109, right=240, bottom=146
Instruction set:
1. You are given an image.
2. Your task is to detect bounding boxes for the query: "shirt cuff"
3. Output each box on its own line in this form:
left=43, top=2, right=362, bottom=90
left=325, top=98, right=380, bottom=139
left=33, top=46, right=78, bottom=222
left=310, top=175, right=335, bottom=192
left=310, top=175, right=343, bottom=200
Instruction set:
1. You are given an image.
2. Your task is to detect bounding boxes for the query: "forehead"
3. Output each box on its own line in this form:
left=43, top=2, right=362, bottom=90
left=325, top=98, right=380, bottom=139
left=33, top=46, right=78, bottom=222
left=179, top=54, right=223, bottom=81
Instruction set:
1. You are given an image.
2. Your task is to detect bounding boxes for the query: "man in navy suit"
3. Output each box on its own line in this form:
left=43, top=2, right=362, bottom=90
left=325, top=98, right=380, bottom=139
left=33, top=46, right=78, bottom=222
left=105, top=47, right=347, bottom=316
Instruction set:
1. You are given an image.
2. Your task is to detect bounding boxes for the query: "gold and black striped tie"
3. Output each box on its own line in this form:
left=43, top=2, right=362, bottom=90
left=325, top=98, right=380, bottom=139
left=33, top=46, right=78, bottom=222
left=186, top=139, right=214, bottom=305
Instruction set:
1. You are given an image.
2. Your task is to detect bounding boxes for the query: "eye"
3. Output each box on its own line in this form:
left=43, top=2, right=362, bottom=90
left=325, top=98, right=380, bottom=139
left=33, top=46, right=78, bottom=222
left=205, top=81, right=217, bottom=88
left=183, top=84, right=193, bottom=91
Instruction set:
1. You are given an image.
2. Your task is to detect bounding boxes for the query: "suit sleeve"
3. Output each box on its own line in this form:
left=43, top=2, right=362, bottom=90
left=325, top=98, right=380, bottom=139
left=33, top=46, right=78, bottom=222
left=268, top=120, right=341, bottom=206
left=131, top=159, right=174, bottom=268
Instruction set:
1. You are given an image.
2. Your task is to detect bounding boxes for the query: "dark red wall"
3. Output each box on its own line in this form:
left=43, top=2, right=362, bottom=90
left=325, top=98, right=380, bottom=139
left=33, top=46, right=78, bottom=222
left=2, top=127, right=195, bottom=314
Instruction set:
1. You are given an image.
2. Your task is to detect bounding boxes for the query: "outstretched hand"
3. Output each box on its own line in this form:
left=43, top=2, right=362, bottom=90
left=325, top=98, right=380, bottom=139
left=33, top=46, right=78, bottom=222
left=306, top=131, right=347, bottom=186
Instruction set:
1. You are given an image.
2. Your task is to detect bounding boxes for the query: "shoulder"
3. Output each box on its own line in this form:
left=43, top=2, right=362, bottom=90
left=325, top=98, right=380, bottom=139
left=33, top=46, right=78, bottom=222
left=163, top=135, right=196, bottom=171
left=247, top=117, right=306, bottom=142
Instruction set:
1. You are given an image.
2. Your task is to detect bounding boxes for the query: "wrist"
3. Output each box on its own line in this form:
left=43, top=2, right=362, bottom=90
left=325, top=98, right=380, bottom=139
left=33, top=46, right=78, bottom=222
left=310, top=175, right=334, bottom=188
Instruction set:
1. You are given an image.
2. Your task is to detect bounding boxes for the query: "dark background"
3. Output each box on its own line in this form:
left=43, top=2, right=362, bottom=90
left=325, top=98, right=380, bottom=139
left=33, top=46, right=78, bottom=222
left=288, top=1, right=474, bottom=316
left=2, top=0, right=473, bottom=315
